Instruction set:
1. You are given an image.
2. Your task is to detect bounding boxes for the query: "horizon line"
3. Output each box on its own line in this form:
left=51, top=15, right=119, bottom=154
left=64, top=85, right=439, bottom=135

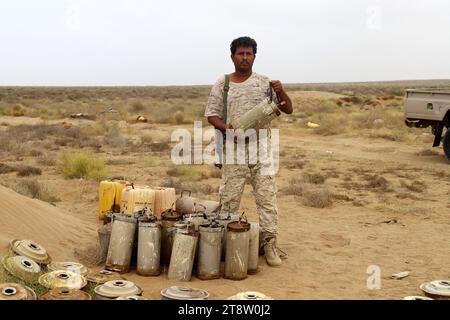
left=1, top=78, right=450, bottom=88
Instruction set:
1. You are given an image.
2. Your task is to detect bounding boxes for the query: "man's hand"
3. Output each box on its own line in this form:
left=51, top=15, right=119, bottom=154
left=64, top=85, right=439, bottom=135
left=269, top=80, right=293, bottom=114
left=270, top=80, right=284, bottom=93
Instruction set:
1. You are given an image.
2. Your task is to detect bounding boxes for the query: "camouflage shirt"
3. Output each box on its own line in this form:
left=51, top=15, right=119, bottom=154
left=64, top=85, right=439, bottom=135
left=204, top=72, right=273, bottom=126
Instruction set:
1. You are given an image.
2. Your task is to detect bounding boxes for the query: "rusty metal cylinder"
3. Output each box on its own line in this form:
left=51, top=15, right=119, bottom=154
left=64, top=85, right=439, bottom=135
left=167, top=224, right=198, bottom=281
left=216, top=213, right=240, bottom=261
left=137, top=218, right=161, bottom=276
left=197, top=222, right=223, bottom=280
left=224, top=220, right=251, bottom=280
left=160, top=210, right=182, bottom=267
left=248, top=223, right=260, bottom=275
left=105, top=214, right=137, bottom=273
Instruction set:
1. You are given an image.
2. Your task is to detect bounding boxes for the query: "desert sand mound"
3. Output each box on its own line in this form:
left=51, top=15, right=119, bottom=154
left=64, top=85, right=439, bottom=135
left=0, top=184, right=97, bottom=261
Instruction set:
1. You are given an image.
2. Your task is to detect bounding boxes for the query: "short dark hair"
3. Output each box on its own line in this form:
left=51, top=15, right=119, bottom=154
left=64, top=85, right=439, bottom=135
left=230, top=36, right=257, bottom=55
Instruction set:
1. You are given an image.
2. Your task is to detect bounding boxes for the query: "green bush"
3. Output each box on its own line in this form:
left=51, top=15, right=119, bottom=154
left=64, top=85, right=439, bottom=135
left=59, top=152, right=109, bottom=181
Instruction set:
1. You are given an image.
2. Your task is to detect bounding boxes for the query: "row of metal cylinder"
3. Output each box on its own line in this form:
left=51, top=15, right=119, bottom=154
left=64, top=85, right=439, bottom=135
left=104, top=211, right=259, bottom=281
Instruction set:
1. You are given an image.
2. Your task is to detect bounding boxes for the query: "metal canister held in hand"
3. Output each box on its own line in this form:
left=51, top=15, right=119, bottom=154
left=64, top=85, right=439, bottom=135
left=229, top=84, right=282, bottom=131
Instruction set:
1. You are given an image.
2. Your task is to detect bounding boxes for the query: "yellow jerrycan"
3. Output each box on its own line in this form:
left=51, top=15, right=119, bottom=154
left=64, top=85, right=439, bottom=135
left=98, top=180, right=129, bottom=220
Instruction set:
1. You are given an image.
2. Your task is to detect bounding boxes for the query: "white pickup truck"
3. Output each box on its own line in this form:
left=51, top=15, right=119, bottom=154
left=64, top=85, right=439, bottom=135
left=404, top=89, right=450, bottom=160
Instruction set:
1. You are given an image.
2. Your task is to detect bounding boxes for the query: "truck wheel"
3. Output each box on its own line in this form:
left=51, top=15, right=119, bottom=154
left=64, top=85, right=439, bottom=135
left=444, top=129, right=450, bottom=161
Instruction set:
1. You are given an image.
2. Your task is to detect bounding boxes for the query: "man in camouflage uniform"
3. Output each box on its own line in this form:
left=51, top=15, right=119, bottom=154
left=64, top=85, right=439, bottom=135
left=204, top=36, right=293, bottom=267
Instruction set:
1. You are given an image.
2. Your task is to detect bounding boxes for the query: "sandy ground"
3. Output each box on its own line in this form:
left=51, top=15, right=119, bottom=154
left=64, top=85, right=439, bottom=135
left=1, top=102, right=450, bottom=300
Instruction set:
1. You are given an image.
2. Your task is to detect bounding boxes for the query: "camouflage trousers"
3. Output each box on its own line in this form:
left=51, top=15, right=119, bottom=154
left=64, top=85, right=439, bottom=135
left=219, top=162, right=278, bottom=238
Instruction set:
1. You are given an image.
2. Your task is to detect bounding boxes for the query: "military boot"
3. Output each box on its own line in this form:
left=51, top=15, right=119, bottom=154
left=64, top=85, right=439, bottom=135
left=264, top=237, right=282, bottom=267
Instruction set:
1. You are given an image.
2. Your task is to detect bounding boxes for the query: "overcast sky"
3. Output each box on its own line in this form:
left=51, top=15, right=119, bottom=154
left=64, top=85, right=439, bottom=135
left=0, top=0, right=449, bottom=86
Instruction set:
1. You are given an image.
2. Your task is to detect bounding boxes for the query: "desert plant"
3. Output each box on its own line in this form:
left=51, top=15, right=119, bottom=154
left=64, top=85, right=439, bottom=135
left=301, top=187, right=333, bottom=208
left=58, top=152, right=109, bottom=181
left=166, top=165, right=203, bottom=180
left=17, top=166, right=42, bottom=177
left=14, top=178, right=60, bottom=203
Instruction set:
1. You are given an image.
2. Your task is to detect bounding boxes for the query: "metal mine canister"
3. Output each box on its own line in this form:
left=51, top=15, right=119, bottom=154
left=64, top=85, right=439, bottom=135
left=160, top=209, right=182, bottom=267
left=38, top=270, right=87, bottom=290
left=47, top=262, right=89, bottom=276
left=229, top=99, right=281, bottom=131
left=197, top=222, right=223, bottom=280
left=248, top=223, right=260, bottom=275
left=94, top=280, right=142, bottom=300
left=227, top=291, right=274, bottom=300
left=40, top=287, right=92, bottom=300
left=9, top=239, right=52, bottom=265
left=216, top=212, right=240, bottom=261
left=97, top=222, right=112, bottom=263
left=86, top=269, right=124, bottom=285
left=0, top=283, right=37, bottom=300
left=160, top=286, right=209, bottom=300
left=1, top=255, right=42, bottom=282
left=105, top=214, right=138, bottom=274
left=137, top=217, right=161, bottom=276
left=183, top=212, right=206, bottom=231
left=167, top=225, right=198, bottom=281
left=224, top=220, right=251, bottom=281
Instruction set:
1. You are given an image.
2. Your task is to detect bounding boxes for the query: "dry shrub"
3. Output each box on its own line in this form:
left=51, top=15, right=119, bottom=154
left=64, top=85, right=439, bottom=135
left=283, top=177, right=305, bottom=196
left=396, top=192, right=421, bottom=200
left=174, top=111, right=185, bottom=124
left=16, top=166, right=42, bottom=177
left=130, top=100, right=145, bottom=112
left=149, top=141, right=171, bottom=152
left=140, top=133, right=153, bottom=145
left=105, top=124, right=127, bottom=148
left=106, top=157, right=136, bottom=166
left=161, top=177, right=183, bottom=191
left=352, top=199, right=367, bottom=207
left=339, top=95, right=364, bottom=104
left=310, top=114, right=348, bottom=136
left=0, top=163, right=16, bottom=174
left=302, top=187, right=333, bottom=208
left=380, top=94, right=396, bottom=101
left=199, top=183, right=215, bottom=196
left=12, top=104, right=26, bottom=116
left=365, top=175, right=391, bottom=191
left=301, top=98, right=339, bottom=116
left=28, top=149, right=43, bottom=157
left=14, top=178, right=60, bottom=203
left=78, top=136, right=103, bottom=151
left=285, top=160, right=306, bottom=169
left=161, top=177, right=214, bottom=196
left=166, top=165, right=203, bottom=180
left=36, top=155, right=57, bottom=166
left=54, top=138, right=70, bottom=146
left=400, top=180, right=426, bottom=193
left=302, top=172, right=326, bottom=184
left=332, top=194, right=353, bottom=201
